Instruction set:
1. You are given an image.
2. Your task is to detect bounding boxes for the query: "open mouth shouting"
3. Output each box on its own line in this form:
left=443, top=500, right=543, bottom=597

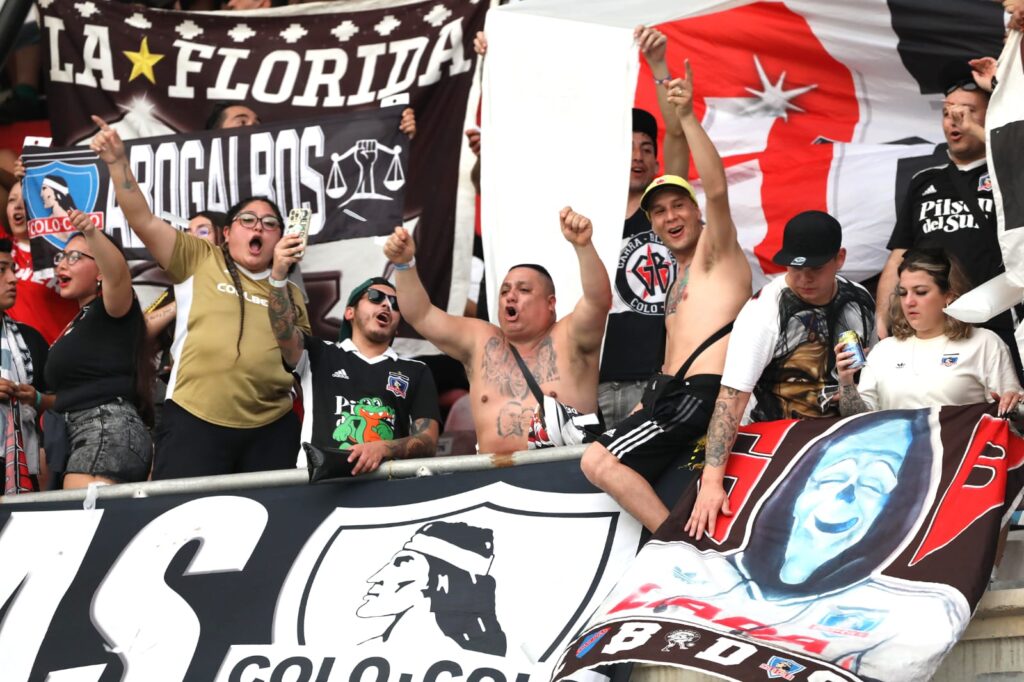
left=504, top=304, right=519, bottom=323
left=375, top=310, right=392, bottom=327
left=248, top=235, right=263, bottom=257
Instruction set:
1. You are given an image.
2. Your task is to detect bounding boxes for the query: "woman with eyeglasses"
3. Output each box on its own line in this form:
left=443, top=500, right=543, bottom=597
left=89, top=116, right=310, bottom=479
left=43, top=210, right=153, bottom=489
left=837, top=248, right=1022, bottom=417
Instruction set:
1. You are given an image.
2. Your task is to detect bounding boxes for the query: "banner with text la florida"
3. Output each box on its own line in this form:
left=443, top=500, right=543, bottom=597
left=21, top=107, right=406, bottom=271
left=0, top=459, right=642, bottom=682
left=553, top=404, right=1024, bottom=682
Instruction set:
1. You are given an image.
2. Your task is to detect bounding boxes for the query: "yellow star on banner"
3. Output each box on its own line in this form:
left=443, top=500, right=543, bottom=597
left=123, top=37, right=164, bottom=84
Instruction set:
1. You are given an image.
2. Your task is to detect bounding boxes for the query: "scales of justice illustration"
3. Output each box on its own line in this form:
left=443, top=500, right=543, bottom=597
left=327, top=139, right=405, bottom=221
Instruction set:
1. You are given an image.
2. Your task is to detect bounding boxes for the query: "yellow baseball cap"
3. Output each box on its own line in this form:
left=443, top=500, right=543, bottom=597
left=640, top=175, right=698, bottom=217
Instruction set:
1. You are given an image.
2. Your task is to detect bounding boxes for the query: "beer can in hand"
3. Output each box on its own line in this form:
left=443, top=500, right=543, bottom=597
left=838, top=330, right=866, bottom=370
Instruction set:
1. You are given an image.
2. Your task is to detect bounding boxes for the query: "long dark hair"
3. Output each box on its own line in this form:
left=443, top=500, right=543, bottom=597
left=43, top=174, right=78, bottom=212
left=221, top=196, right=287, bottom=360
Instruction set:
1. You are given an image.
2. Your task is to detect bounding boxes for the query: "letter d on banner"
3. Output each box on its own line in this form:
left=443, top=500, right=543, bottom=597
left=91, top=497, right=268, bottom=681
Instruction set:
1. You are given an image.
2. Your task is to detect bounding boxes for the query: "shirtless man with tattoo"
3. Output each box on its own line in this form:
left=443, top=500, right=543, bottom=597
left=382, top=208, right=612, bottom=453
left=580, top=61, right=752, bottom=533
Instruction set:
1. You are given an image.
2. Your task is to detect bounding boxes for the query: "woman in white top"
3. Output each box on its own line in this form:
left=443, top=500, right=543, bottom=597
left=837, top=248, right=1022, bottom=416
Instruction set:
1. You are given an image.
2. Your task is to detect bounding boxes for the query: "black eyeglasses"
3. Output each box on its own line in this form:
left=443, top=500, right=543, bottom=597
left=365, top=288, right=399, bottom=311
left=234, top=212, right=282, bottom=231
left=944, top=80, right=980, bottom=96
left=54, top=250, right=96, bottom=266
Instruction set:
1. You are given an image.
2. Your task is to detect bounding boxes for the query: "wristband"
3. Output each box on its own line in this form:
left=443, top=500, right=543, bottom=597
left=35, top=390, right=42, bottom=409
left=268, top=276, right=288, bottom=288
left=394, top=257, right=416, bottom=271
left=654, top=76, right=672, bottom=86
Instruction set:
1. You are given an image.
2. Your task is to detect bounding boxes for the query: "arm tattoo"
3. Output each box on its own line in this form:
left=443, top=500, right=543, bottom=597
left=120, top=162, right=134, bottom=191
left=838, top=384, right=869, bottom=416
left=704, top=388, right=740, bottom=468
left=267, top=285, right=297, bottom=343
left=403, top=418, right=435, bottom=458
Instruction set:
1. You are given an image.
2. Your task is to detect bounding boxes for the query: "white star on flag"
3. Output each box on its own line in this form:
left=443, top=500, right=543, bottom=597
left=176, top=20, right=203, bottom=40
left=424, top=4, right=452, bottom=27
left=126, top=13, right=151, bottom=30
left=228, top=23, right=256, bottom=43
left=375, top=15, right=401, bottom=36
left=74, top=1, right=98, bottom=18
left=331, top=20, right=358, bottom=42
left=743, top=55, right=817, bottom=121
left=280, top=23, right=308, bottom=44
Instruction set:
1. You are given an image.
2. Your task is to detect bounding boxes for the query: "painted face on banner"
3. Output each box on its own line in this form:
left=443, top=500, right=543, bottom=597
left=357, top=549, right=431, bottom=618
left=780, top=419, right=912, bottom=584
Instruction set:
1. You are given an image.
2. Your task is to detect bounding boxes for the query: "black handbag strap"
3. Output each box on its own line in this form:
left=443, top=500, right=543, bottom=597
left=508, top=343, right=546, bottom=408
left=674, top=321, right=734, bottom=380
left=946, top=163, right=995, bottom=233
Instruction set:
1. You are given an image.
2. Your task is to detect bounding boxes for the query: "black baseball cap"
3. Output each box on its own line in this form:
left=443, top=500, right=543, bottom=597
left=338, top=277, right=393, bottom=341
left=633, top=108, right=658, bottom=154
left=771, top=211, right=842, bottom=268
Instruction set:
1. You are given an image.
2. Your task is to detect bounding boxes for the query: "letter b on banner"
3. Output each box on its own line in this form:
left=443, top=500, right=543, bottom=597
left=601, top=622, right=662, bottom=654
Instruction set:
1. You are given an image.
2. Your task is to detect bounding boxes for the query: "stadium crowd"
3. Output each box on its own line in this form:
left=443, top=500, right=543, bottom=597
left=1, top=0, right=1023, bottom=554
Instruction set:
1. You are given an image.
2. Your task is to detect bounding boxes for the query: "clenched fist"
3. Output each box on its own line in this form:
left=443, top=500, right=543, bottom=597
left=559, top=206, right=593, bottom=247
left=383, top=226, right=416, bottom=264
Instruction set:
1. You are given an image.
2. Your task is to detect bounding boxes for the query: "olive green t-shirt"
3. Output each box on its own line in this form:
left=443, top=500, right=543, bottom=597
left=165, top=233, right=310, bottom=428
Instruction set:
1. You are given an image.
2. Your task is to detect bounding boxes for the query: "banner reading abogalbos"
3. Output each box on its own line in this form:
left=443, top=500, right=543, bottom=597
left=554, top=405, right=1024, bottom=682
left=21, top=108, right=406, bottom=270
left=0, top=460, right=641, bottom=681
left=39, top=0, right=485, bottom=321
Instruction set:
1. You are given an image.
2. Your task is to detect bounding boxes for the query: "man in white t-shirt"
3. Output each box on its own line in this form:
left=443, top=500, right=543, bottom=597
left=686, top=211, right=876, bottom=538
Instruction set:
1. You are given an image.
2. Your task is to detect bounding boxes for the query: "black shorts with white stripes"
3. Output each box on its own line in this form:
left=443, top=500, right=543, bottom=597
left=597, top=373, right=721, bottom=484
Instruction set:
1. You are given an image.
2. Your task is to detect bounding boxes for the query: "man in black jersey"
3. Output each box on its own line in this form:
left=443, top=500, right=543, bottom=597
left=268, top=253, right=441, bottom=475
left=877, top=79, right=1022, bottom=378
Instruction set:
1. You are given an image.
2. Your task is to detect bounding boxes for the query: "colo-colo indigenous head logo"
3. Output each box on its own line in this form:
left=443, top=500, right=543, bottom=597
left=24, top=161, right=105, bottom=248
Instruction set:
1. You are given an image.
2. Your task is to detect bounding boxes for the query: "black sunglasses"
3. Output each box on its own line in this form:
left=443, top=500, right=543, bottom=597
left=944, top=79, right=980, bottom=96
left=365, top=288, right=399, bottom=311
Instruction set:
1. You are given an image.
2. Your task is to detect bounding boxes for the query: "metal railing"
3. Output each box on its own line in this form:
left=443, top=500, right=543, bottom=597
left=0, top=445, right=587, bottom=505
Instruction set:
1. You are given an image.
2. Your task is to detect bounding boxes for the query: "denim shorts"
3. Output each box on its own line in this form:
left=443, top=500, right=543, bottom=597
left=65, top=399, right=153, bottom=483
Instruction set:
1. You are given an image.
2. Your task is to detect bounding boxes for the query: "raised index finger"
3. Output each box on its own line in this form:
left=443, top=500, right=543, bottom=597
left=91, top=115, right=112, bottom=132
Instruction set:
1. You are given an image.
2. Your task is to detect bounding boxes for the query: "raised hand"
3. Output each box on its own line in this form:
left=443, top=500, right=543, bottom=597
left=272, top=233, right=304, bottom=281
left=68, top=209, right=97, bottom=235
left=399, top=108, right=416, bottom=140
left=559, top=206, right=593, bottom=247
left=968, top=57, right=998, bottom=92
left=383, top=226, right=416, bottom=264
left=666, top=60, right=695, bottom=119
left=634, top=25, right=668, bottom=67
left=89, top=115, right=127, bottom=165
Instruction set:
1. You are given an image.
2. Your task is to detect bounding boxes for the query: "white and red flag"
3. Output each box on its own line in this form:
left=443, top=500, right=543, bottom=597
left=483, top=0, right=1005, bottom=308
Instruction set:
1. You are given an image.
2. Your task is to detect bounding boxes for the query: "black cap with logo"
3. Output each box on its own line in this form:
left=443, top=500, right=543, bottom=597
left=771, top=210, right=843, bottom=268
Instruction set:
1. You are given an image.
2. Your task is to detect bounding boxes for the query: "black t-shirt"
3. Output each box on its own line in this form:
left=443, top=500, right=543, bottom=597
left=599, top=209, right=672, bottom=382
left=303, top=337, right=440, bottom=451
left=45, top=298, right=143, bottom=412
left=888, top=161, right=1006, bottom=317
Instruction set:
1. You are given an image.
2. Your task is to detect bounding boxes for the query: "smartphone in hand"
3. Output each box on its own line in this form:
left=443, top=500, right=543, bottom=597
left=285, top=208, right=312, bottom=258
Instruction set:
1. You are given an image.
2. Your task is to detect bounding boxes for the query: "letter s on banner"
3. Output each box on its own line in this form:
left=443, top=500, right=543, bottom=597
left=0, top=510, right=104, bottom=682
left=91, top=496, right=269, bottom=681
left=601, top=622, right=662, bottom=655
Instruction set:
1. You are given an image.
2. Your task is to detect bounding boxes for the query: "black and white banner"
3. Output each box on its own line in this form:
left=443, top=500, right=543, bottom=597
left=39, top=0, right=486, bottom=336
left=22, top=108, right=407, bottom=270
left=0, top=460, right=641, bottom=681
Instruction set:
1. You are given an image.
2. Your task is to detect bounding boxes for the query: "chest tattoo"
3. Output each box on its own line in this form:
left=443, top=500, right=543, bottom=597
left=666, top=265, right=690, bottom=316
left=480, top=335, right=561, bottom=399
